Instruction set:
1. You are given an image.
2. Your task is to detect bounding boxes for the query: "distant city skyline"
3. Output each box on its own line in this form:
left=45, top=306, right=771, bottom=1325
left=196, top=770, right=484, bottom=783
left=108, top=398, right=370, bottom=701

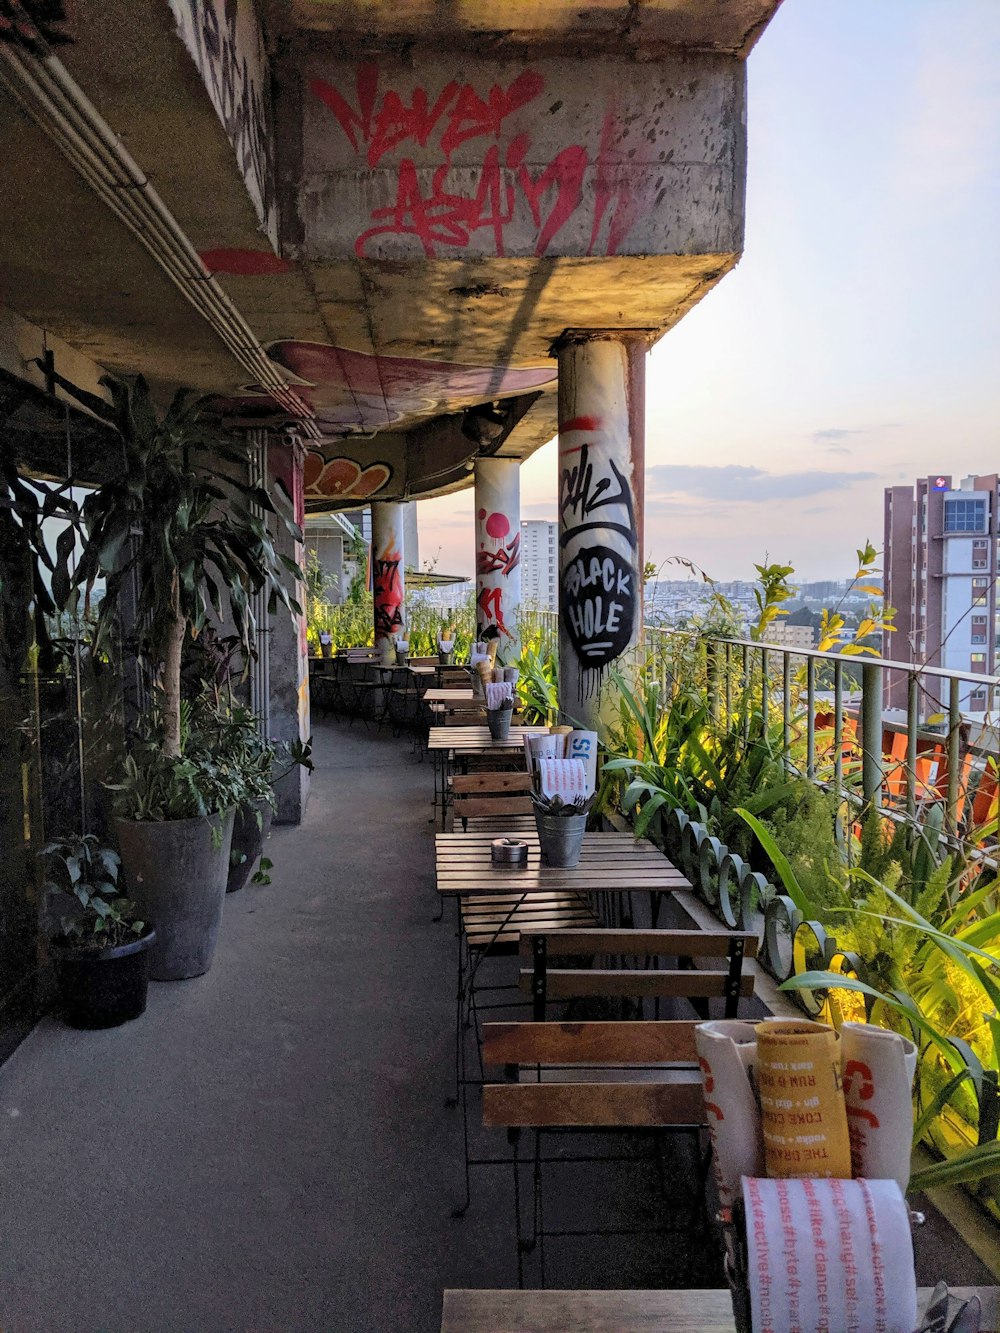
left=417, top=0, right=1000, bottom=585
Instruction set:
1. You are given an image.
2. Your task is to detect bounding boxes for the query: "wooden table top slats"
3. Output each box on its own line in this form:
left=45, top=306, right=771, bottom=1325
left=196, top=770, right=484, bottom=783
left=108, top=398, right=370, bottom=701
left=441, top=1288, right=1000, bottom=1332
left=428, top=725, right=549, bottom=751
left=436, top=831, right=693, bottom=897
left=423, top=687, right=475, bottom=702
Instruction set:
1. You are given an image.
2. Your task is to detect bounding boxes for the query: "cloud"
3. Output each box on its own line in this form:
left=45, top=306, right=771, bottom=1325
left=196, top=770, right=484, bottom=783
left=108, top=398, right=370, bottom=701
left=812, top=427, right=862, bottom=444
left=646, top=464, right=877, bottom=503
left=810, top=423, right=903, bottom=455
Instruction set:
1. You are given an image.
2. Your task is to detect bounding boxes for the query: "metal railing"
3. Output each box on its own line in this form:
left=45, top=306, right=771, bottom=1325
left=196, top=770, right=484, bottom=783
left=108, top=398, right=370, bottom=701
left=642, top=628, right=1000, bottom=851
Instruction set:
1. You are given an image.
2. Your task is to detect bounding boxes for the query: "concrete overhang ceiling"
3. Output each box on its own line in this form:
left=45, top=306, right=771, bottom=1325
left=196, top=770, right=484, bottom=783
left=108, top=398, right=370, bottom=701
left=271, top=0, right=783, bottom=58
left=0, top=0, right=782, bottom=507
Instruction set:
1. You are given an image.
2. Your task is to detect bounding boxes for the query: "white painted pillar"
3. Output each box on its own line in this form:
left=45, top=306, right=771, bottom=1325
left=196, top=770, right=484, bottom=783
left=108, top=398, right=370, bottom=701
left=474, top=456, right=522, bottom=663
left=556, top=333, right=646, bottom=733
left=371, top=501, right=405, bottom=663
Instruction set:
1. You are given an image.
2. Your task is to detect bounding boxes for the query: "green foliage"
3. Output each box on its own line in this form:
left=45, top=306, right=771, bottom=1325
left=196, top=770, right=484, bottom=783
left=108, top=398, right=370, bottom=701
left=309, top=587, right=479, bottom=657
left=106, top=743, right=247, bottom=823
left=0, top=462, right=67, bottom=677
left=304, top=551, right=339, bottom=648
left=751, top=560, right=796, bottom=640
left=754, top=781, right=847, bottom=913
left=40, top=834, right=144, bottom=948
left=515, top=633, right=558, bottom=724
left=55, top=375, right=302, bottom=759
left=816, top=541, right=896, bottom=657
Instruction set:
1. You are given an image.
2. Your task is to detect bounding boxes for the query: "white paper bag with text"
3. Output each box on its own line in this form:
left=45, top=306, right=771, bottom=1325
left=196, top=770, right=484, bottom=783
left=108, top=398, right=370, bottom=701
left=840, top=1022, right=918, bottom=1193
left=695, top=1020, right=765, bottom=1210
left=743, top=1175, right=917, bottom=1333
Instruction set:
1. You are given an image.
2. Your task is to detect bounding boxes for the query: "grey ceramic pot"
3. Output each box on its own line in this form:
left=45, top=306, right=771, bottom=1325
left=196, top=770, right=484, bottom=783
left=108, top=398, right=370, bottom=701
left=116, top=809, right=235, bottom=981
left=226, top=798, right=274, bottom=894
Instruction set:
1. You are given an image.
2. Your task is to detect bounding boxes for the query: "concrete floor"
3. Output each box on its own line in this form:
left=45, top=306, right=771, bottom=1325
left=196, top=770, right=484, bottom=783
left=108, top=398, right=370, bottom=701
left=0, top=719, right=994, bottom=1332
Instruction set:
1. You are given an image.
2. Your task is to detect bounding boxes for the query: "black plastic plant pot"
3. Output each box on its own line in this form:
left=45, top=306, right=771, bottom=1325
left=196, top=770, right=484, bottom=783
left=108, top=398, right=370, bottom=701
left=50, top=927, right=156, bottom=1030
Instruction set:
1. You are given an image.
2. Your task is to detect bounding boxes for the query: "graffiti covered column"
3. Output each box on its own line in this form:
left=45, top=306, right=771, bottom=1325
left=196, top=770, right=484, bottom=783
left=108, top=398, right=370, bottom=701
left=474, top=457, right=522, bottom=662
left=371, top=501, right=405, bottom=663
left=556, top=333, right=646, bottom=734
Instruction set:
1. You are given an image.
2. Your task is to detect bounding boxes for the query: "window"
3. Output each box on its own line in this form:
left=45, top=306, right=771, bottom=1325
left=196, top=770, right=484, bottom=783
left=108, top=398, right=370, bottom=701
left=944, top=497, right=987, bottom=533
left=970, top=688, right=988, bottom=711
left=972, top=615, right=988, bottom=644
left=971, top=652, right=987, bottom=672
left=974, top=538, right=989, bottom=569
left=973, top=577, right=991, bottom=605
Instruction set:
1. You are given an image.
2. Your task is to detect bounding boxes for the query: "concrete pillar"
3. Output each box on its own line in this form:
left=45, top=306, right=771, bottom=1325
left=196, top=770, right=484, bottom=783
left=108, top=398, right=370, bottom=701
left=556, top=333, right=646, bottom=733
left=372, top=501, right=405, bottom=663
left=475, top=456, right=522, bottom=663
left=402, top=501, right=420, bottom=574
left=265, top=434, right=311, bottom=823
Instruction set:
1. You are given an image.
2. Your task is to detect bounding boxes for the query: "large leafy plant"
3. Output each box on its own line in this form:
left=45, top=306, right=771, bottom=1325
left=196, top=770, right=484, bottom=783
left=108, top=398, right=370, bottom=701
left=61, top=376, right=302, bottom=763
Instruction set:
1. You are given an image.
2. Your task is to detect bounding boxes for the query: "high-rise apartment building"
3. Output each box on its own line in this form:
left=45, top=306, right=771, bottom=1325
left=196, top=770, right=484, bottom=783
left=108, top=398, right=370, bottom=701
left=884, top=474, right=999, bottom=713
left=520, top=519, right=558, bottom=611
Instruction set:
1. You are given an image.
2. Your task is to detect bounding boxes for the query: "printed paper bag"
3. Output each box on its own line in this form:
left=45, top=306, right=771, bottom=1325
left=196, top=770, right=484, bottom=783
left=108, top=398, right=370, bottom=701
left=755, top=1019, right=851, bottom=1179
left=743, top=1176, right=917, bottom=1333
left=567, top=730, right=599, bottom=798
left=840, top=1021, right=918, bottom=1192
left=694, top=1020, right=764, bottom=1209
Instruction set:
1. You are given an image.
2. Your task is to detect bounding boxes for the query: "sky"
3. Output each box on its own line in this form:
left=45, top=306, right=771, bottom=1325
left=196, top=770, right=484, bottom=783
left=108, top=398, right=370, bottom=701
left=417, top=0, right=1000, bottom=584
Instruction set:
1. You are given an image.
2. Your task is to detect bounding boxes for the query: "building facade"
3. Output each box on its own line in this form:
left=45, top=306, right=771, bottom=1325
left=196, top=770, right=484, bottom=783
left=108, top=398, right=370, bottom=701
left=520, top=519, right=558, bottom=612
left=884, top=474, right=1000, bottom=713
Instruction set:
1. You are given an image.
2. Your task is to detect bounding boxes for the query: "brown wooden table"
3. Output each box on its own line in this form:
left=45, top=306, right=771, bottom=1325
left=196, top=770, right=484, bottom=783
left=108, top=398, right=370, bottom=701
left=424, top=687, right=475, bottom=703
left=441, top=1287, right=1000, bottom=1331
left=435, top=830, right=690, bottom=898
left=427, top=724, right=549, bottom=753
left=428, top=726, right=549, bottom=824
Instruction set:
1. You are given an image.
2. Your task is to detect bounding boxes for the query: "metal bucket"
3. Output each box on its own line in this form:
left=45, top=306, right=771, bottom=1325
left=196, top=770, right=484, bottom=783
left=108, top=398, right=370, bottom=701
left=396, top=649, right=409, bottom=666
left=534, top=810, right=587, bottom=867
left=487, top=707, right=512, bottom=741
left=438, top=650, right=453, bottom=665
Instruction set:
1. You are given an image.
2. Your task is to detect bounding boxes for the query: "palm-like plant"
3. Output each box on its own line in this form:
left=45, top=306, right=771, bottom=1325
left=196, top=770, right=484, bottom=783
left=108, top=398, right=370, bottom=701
left=64, top=376, right=301, bottom=760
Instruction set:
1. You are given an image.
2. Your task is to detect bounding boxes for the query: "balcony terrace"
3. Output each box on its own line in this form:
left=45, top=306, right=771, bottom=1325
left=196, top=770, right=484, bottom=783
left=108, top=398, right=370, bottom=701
left=0, top=716, right=994, bottom=1331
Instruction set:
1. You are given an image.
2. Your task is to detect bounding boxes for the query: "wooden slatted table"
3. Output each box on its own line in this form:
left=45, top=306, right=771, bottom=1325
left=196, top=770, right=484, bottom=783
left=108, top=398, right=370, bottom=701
left=423, top=687, right=475, bottom=703
left=428, top=726, right=550, bottom=824
left=441, top=1287, right=1000, bottom=1332
left=435, top=830, right=691, bottom=898
left=428, top=724, right=549, bottom=753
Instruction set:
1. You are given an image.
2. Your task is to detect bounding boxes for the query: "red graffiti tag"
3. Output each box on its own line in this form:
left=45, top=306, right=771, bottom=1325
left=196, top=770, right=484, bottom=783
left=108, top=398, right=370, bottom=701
left=374, top=544, right=403, bottom=641
left=478, top=586, right=511, bottom=638
left=311, top=64, right=643, bottom=259
left=477, top=532, right=520, bottom=578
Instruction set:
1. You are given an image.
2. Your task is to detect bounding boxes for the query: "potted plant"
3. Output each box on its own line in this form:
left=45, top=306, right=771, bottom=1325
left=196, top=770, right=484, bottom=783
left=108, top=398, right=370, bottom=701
left=41, top=835, right=155, bottom=1029
left=187, top=691, right=312, bottom=894
left=58, top=375, right=302, bottom=980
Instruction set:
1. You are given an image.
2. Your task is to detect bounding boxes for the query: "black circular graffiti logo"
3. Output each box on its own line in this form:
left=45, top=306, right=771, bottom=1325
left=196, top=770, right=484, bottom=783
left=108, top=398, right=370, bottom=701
left=561, top=545, right=636, bottom=669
